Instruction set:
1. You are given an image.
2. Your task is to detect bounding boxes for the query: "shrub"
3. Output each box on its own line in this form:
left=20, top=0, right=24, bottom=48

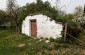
left=49, top=37, right=55, bottom=42
left=55, top=38, right=63, bottom=43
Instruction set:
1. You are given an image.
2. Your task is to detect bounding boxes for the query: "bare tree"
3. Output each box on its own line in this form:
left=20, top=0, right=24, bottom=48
left=7, top=0, right=18, bottom=25
left=7, top=0, right=20, bottom=33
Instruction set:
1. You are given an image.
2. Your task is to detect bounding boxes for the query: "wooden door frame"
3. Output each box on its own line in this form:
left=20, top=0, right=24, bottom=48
left=30, top=19, right=37, bottom=37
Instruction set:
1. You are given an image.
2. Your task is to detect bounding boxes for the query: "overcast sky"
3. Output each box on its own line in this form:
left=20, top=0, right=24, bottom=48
left=0, top=0, right=85, bottom=14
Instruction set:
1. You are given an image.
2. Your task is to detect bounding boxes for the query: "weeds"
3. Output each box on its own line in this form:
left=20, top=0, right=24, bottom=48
left=0, top=30, right=85, bottom=55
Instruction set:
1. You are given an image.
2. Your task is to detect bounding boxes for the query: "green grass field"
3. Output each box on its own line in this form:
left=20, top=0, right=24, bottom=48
left=0, top=29, right=85, bottom=55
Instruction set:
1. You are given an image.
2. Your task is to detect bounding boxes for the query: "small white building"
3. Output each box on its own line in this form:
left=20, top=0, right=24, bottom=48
left=22, top=14, right=63, bottom=39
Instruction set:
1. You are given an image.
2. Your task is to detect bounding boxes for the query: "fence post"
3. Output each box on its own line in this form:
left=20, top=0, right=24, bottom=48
left=64, top=23, right=67, bottom=42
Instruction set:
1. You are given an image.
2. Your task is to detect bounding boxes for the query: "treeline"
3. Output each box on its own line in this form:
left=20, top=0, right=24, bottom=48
left=0, top=0, right=60, bottom=32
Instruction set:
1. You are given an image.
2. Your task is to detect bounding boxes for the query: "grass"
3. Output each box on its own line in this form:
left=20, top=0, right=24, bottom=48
left=0, top=29, right=85, bottom=55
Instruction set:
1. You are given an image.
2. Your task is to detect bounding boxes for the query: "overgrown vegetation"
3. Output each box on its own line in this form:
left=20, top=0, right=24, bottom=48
left=0, top=0, right=85, bottom=54
left=0, top=30, right=85, bottom=55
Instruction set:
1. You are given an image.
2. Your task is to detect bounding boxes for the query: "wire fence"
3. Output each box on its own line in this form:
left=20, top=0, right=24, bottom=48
left=64, top=23, right=85, bottom=46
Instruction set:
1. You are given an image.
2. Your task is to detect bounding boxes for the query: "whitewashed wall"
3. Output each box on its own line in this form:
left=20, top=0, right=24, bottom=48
left=22, top=14, right=63, bottom=39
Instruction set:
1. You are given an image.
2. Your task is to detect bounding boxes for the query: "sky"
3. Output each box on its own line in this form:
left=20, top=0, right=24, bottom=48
left=0, top=0, right=85, bottom=14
